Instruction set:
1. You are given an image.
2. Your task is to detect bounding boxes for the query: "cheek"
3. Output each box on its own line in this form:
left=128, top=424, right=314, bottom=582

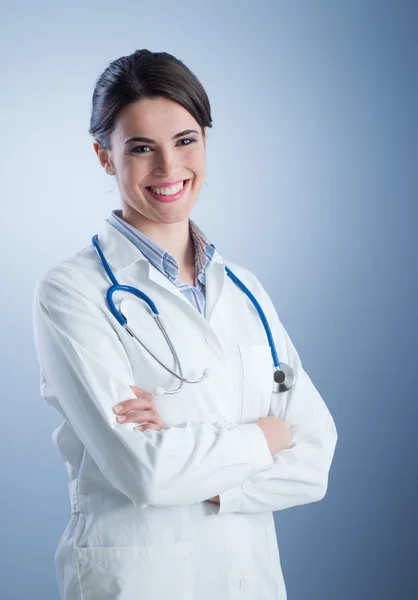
left=189, top=152, right=206, bottom=178
left=119, top=160, right=148, bottom=187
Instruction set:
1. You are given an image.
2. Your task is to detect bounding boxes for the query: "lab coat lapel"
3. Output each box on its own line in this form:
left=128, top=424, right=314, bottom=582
left=147, top=264, right=192, bottom=306
left=203, top=256, right=226, bottom=324
left=146, top=250, right=228, bottom=330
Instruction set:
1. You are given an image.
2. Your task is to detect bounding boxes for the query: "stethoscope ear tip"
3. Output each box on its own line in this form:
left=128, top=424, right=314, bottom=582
left=153, top=386, right=166, bottom=396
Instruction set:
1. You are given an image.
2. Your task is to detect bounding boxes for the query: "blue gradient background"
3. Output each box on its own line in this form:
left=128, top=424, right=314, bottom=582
left=1, top=1, right=416, bottom=598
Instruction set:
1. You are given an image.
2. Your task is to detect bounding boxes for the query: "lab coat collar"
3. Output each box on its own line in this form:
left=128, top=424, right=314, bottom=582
left=95, top=218, right=227, bottom=324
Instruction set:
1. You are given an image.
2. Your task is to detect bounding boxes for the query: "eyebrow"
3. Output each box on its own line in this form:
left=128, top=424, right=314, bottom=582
left=124, top=129, right=200, bottom=144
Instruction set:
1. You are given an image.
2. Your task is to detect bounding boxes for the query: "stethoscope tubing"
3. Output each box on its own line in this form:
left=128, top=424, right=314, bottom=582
left=91, top=234, right=294, bottom=393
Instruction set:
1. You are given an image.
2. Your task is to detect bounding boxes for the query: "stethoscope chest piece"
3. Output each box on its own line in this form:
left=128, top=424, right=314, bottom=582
left=273, top=363, right=295, bottom=393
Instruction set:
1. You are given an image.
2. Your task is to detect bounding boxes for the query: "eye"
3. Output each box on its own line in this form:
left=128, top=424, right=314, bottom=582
left=130, top=138, right=197, bottom=154
left=131, top=145, right=151, bottom=154
left=177, top=137, right=196, bottom=146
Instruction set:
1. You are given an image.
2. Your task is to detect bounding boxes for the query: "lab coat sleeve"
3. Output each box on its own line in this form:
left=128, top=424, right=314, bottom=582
left=216, top=279, right=338, bottom=515
left=32, top=266, right=274, bottom=510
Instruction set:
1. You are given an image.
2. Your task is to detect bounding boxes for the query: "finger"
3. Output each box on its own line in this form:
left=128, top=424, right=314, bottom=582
left=115, top=409, right=156, bottom=424
left=113, top=397, right=153, bottom=415
left=135, top=422, right=165, bottom=432
left=130, top=385, right=153, bottom=400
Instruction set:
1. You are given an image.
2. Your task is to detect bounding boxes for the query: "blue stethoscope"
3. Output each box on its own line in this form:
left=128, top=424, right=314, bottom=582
left=92, top=235, right=295, bottom=396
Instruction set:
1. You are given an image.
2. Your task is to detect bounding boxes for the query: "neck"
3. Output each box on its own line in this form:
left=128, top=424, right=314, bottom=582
left=119, top=208, right=195, bottom=270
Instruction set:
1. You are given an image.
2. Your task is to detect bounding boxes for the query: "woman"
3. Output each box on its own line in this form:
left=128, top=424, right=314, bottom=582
left=33, top=49, right=338, bottom=600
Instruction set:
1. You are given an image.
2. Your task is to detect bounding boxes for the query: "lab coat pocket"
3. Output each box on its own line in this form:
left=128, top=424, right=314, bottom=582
left=74, top=542, right=193, bottom=600
left=238, top=344, right=273, bottom=422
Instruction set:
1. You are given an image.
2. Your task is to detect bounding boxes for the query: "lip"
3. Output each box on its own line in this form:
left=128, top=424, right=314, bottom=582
left=147, top=178, right=184, bottom=187
left=145, top=179, right=190, bottom=203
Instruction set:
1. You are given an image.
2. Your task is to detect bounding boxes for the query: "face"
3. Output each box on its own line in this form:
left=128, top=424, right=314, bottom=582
left=94, top=96, right=207, bottom=227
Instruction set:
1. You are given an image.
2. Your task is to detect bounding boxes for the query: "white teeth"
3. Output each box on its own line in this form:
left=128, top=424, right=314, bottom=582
left=149, top=181, right=184, bottom=195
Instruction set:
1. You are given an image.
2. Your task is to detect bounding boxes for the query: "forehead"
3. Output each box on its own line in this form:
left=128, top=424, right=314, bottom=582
left=112, top=97, right=199, bottom=140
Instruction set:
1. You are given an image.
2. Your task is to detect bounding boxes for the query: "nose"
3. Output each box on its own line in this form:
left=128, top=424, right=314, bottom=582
left=153, top=146, right=179, bottom=177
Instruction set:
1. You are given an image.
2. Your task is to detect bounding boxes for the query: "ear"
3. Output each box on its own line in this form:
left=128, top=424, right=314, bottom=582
left=93, top=140, right=115, bottom=174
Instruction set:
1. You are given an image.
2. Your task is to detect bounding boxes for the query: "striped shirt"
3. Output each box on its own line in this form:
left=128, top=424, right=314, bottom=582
left=107, top=209, right=216, bottom=317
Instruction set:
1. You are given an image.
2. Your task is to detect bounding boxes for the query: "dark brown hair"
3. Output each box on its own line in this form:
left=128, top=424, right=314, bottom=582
left=88, top=49, right=213, bottom=150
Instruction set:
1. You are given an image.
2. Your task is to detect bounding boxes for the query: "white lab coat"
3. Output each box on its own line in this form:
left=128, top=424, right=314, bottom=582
left=32, top=218, right=338, bottom=600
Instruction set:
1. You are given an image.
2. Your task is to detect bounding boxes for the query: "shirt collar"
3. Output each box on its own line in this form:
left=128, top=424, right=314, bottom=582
left=99, top=209, right=220, bottom=275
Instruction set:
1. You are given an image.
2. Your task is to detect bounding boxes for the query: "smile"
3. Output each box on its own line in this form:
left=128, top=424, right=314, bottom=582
left=145, top=179, right=190, bottom=203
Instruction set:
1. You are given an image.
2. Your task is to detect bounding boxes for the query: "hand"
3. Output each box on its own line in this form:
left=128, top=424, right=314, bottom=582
left=112, top=386, right=168, bottom=432
left=255, top=415, right=292, bottom=456
left=207, top=495, right=220, bottom=503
